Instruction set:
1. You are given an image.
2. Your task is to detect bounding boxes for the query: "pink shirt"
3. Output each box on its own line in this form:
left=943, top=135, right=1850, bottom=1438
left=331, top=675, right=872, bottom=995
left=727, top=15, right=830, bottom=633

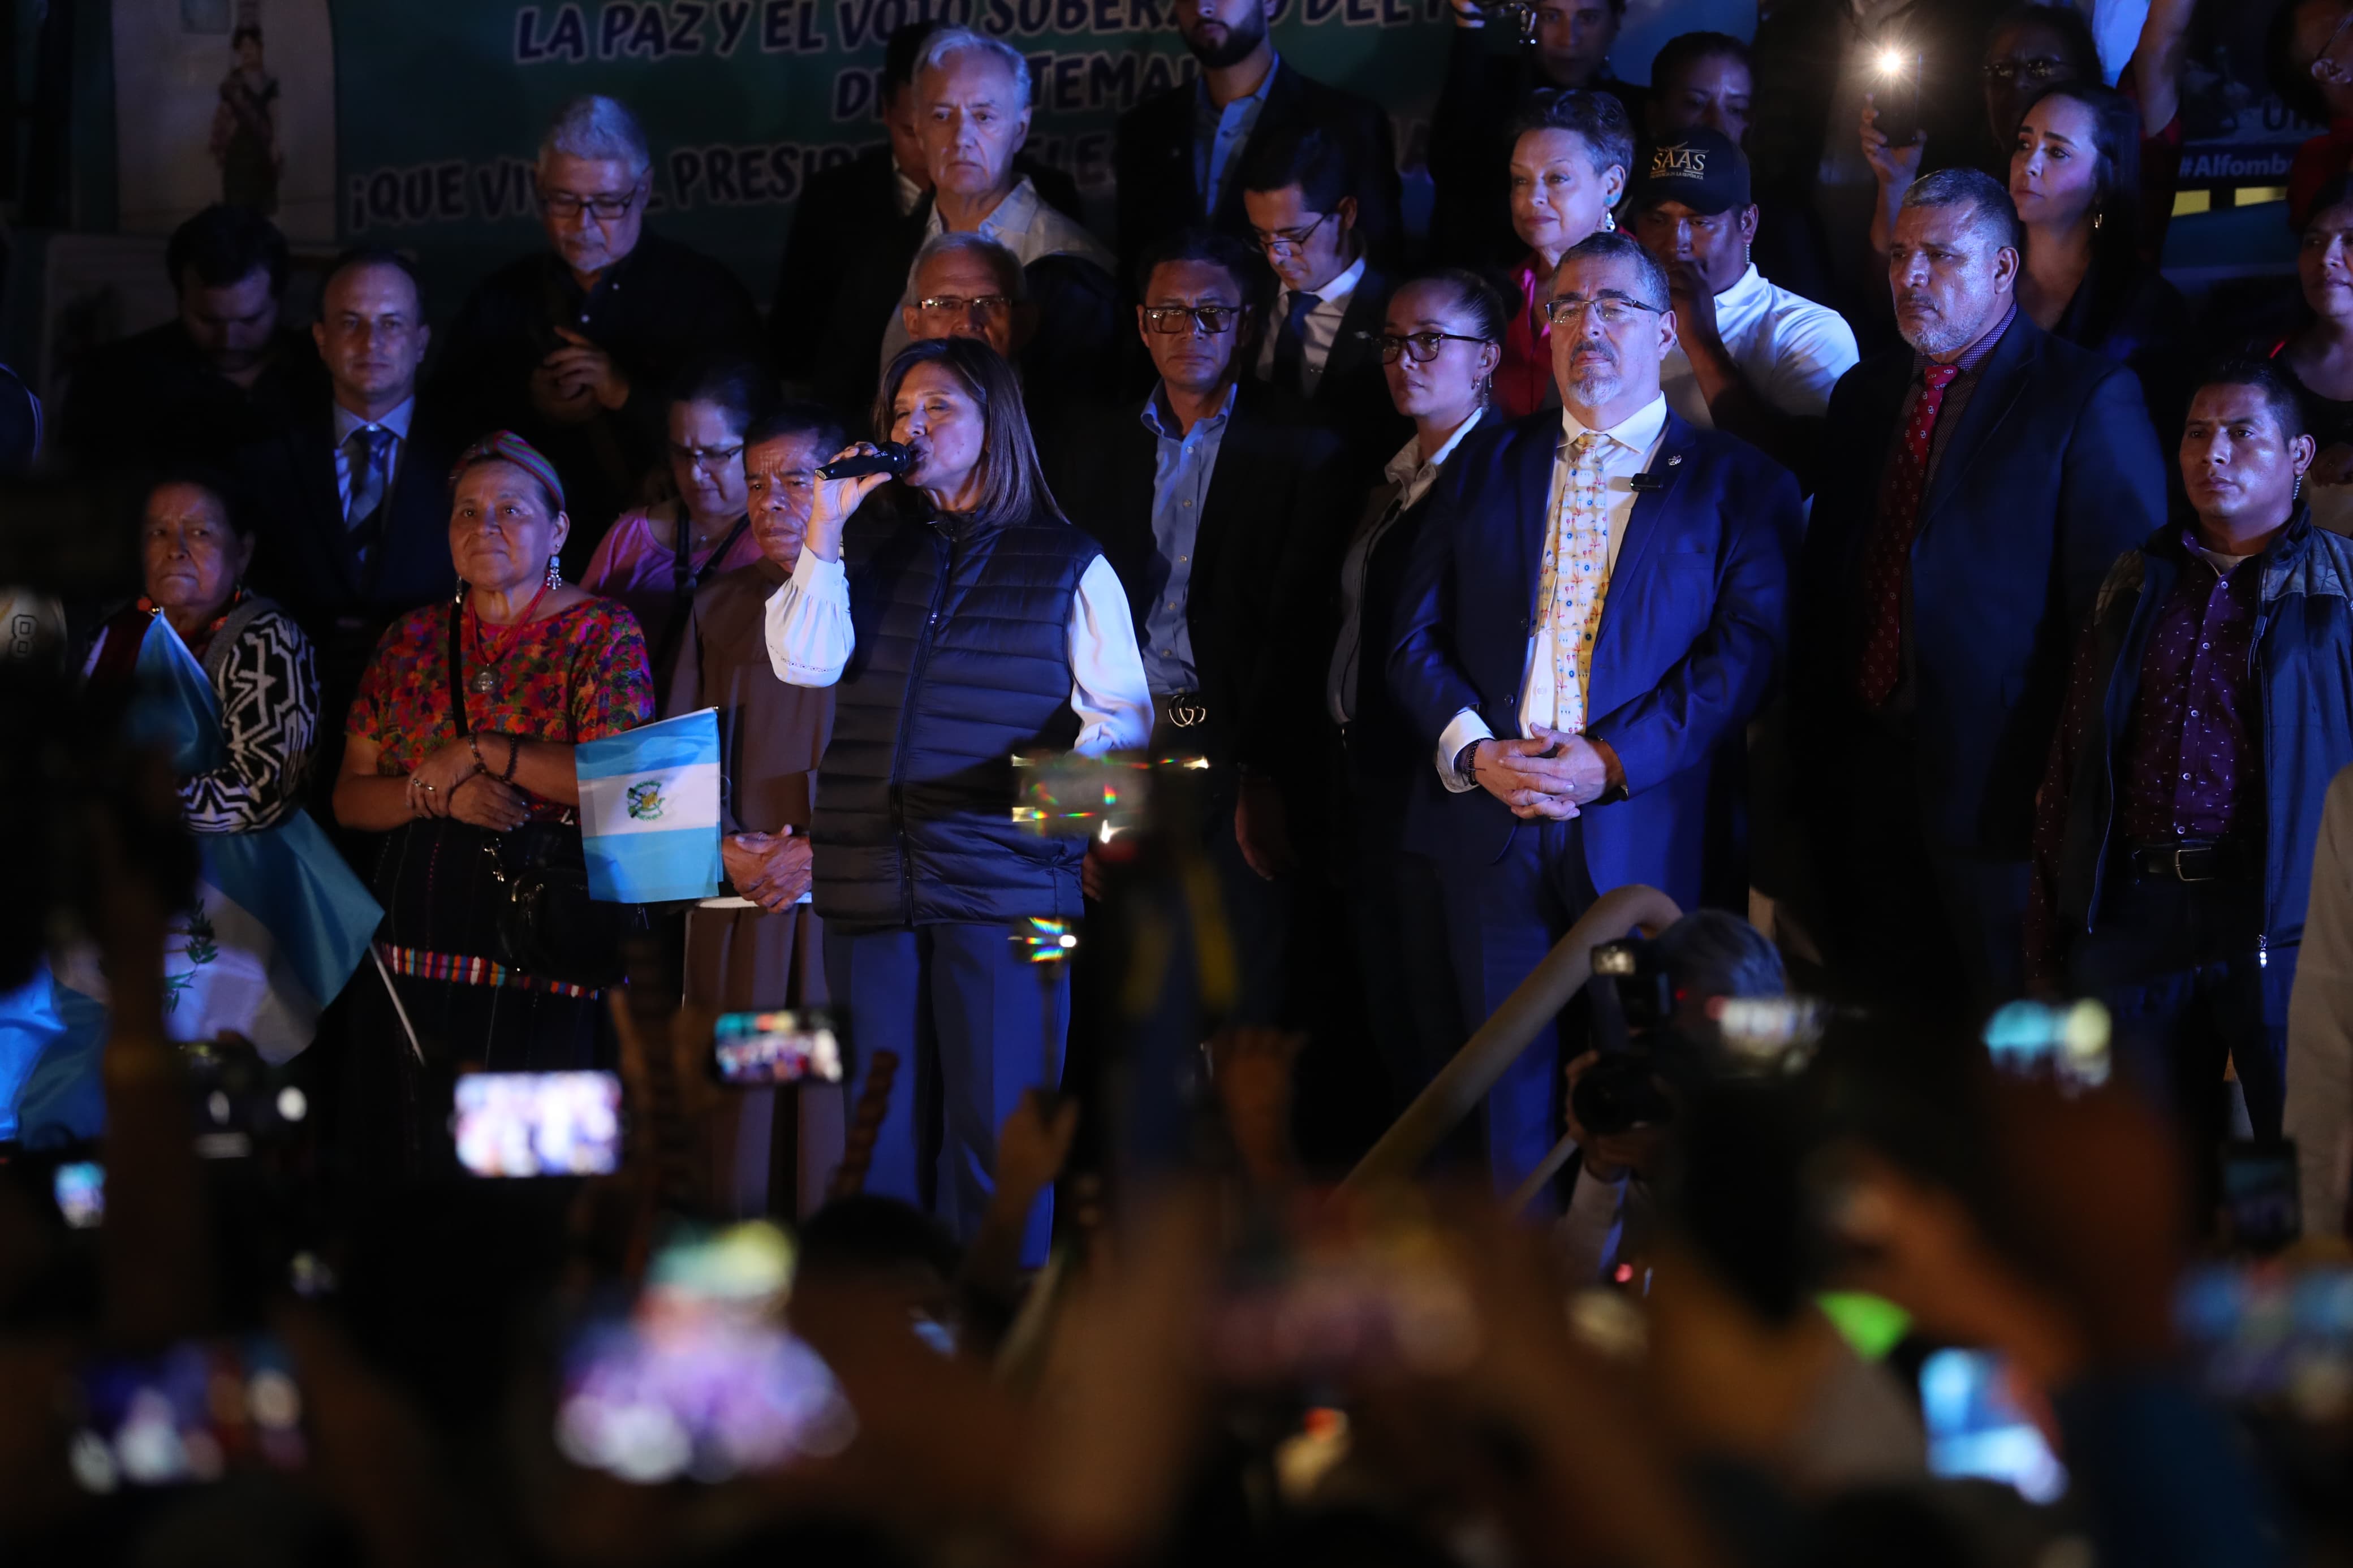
left=581, top=506, right=766, bottom=658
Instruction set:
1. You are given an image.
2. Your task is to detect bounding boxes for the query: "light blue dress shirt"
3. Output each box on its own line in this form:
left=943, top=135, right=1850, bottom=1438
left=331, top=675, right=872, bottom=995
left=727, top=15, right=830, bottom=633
left=1138, top=381, right=1235, bottom=695
left=331, top=396, right=415, bottom=517
left=1193, top=56, right=1278, bottom=217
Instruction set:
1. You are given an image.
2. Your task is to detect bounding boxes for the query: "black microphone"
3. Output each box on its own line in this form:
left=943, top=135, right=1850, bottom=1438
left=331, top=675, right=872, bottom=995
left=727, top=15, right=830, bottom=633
left=817, top=442, right=915, bottom=480
left=1628, top=471, right=1667, bottom=492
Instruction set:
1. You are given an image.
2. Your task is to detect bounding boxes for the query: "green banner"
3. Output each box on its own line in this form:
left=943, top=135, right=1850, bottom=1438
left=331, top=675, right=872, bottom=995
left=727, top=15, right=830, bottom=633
left=332, top=0, right=1459, bottom=301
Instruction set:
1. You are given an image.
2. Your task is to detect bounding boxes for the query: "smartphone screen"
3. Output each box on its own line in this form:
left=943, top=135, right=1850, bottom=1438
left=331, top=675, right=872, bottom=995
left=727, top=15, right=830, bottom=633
left=1872, top=45, right=1926, bottom=146
left=2177, top=1263, right=2353, bottom=1409
left=556, top=1261, right=854, bottom=1485
left=1920, top=1348, right=2067, bottom=1504
left=2220, top=1142, right=2300, bottom=1255
left=712, top=1010, right=846, bottom=1087
left=1983, top=1000, right=2110, bottom=1091
left=68, top=1338, right=305, bottom=1491
left=53, top=1161, right=103, bottom=1229
left=451, top=1072, right=622, bottom=1178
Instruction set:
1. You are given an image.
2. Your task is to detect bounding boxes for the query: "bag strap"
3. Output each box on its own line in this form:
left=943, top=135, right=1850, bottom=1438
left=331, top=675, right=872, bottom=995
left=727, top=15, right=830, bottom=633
left=445, top=595, right=471, bottom=740
left=656, top=512, right=750, bottom=676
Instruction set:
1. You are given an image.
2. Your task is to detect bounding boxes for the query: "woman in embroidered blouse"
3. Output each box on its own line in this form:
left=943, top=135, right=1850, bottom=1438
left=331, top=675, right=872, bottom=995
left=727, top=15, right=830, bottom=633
left=334, top=431, right=652, bottom=1130
left=85, top=473, right=317, bottom=832
left=1495, top=90, right=1633, bottom=420
left=580, top=352, right=774, bottom=690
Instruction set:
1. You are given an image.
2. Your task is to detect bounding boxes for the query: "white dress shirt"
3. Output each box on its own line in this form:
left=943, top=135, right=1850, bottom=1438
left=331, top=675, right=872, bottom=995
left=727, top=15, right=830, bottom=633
left=1255, top=252, right=1367, bottom=399
left=878, top=177, right=1118, bottom=368
left=764, top=547, right=1153, bottom=755
left=1660, top=264, right=1860, bottom=428
left=331, top=396, right=415, bottom=516
left=1436, top=394, right=1670, bottom=789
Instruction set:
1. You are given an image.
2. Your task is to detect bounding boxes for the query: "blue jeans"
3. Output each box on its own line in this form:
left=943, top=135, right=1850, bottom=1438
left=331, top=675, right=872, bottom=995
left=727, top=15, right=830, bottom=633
left=1434, top=817, right=1597, bottom=1209
left=824, top=922, right=1068, bottom=1264
left=2068, top=870, right=2292, bottom=1144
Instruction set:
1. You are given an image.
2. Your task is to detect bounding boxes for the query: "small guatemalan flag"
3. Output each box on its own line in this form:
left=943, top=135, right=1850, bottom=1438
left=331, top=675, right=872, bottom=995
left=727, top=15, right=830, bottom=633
left=576, top=709, right=723, bottom=904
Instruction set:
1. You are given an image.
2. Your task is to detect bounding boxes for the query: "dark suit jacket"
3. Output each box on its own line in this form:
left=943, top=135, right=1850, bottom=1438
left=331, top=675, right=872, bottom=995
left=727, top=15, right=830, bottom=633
left=770, top=148, right=1091, bottom=421
left=1789, top=313, right=2167, bottom=862
left=1048, top=375, right=1352, bottom=791
left=1389, top=407, right=1802, bottom=910
left=235, top=402, right=460, bottom=711
left=58, top=321, right=324, bottom=476
left=1290, top=263, right=1409, bottom=473
left=1114, top=61, right=1402, bottom=273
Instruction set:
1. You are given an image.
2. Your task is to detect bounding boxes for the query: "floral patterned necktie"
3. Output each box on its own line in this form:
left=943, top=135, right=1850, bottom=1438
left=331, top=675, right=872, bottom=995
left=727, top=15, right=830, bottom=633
left=1534, top=430, right=1612, bottom=734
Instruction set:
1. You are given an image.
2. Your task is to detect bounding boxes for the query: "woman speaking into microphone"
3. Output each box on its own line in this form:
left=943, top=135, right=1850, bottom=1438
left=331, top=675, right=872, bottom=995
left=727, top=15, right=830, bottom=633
left=765, top=335, right=1150, bottom=1261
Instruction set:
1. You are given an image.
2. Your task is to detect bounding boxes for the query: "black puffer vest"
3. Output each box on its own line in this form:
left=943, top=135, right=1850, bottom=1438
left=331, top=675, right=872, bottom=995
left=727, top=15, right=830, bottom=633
left=813, top=500, right=1099, bottom=928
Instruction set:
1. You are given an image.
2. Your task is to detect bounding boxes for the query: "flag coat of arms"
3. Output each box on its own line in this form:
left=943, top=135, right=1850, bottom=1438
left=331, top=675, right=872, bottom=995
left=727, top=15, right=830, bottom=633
left=576, top=708, right=723, bottom=904
left=55, top=617, right=383, bottom=1070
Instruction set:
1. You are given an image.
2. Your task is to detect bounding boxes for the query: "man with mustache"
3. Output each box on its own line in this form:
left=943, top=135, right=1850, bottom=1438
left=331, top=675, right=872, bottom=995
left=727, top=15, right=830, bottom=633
left=1389, top=230, right=1802, bottom=1203
left=1789, top=167, right=2163, bottom=1013
left=2027, top=362, right=2342, bottom=1166
left=1114, top=0, right=1400, bottom=270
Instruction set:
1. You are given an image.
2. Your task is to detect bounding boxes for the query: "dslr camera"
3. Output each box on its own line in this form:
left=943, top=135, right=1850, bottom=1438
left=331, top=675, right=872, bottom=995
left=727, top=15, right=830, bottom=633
left=1571, top=938, right=1679, bottom=1138
left=1479, top=0, right=1541, bottom=47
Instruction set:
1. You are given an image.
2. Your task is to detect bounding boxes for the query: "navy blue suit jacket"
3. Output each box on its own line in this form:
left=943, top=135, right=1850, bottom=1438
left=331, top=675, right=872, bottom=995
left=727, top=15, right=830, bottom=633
left=1388, top=407, right=1802, bottom=909
left=1789, top=313, right=2166, bottom=861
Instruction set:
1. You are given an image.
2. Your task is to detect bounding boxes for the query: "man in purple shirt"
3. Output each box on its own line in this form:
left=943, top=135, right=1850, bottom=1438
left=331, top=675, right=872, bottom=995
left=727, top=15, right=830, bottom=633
left=2029, top=360, right=2341, bottom=1147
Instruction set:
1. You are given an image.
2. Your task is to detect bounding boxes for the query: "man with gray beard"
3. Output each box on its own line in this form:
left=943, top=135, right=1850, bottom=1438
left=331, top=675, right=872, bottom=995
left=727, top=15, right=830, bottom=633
left=1788, top=167, right=2164, bottom=1012
left=1390, top=230, right=1802, bottom=1204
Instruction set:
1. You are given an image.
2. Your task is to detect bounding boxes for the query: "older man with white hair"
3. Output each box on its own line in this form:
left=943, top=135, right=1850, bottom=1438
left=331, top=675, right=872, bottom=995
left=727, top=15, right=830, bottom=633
left=434, top=93, right=764, bottom=563
left=876, top=29, right=1119, bottom=378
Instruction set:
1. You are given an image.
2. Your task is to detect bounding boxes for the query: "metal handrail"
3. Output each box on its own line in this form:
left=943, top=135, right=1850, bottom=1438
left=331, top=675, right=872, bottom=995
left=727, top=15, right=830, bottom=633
left=1340, top=883, right=1683, bottom=1194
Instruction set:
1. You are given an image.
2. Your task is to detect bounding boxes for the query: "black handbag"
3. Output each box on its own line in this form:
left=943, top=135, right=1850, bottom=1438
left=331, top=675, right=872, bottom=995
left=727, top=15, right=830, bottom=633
left=446, top=599, right=643, bottom=989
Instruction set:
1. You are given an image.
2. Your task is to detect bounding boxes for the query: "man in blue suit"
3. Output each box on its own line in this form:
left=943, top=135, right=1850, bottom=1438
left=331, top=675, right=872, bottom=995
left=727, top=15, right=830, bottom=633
left=1787, top=168, right=2165, bottom=1013
left=1390, top=230, right=1803, bottom=1197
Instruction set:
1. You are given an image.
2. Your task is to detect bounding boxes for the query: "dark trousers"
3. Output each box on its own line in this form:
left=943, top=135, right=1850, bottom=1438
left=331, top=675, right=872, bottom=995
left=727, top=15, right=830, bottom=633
left=824, top=923, right=1067, bottom=1264
left=1348, top=803, right=1464, bottom=1113
left=1816, top=724, right=2028, bottom=1012
left=2070, top=869, right=2292, bottom=1145
left=1434, top=817, right=1597, bottom=1207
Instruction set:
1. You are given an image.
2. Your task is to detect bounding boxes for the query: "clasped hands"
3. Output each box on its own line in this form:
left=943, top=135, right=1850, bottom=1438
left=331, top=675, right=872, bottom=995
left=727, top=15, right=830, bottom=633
left=721, top=828, right=815, bottom=913
left=1472, top=724, right=1617, bottom=819
left=406, top=739, right=529, bottom=831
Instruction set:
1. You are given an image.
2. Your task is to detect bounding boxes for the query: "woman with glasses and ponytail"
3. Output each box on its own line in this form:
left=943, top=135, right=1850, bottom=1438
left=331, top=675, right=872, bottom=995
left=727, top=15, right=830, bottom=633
left=765, top=335, right=1151, bottom=1266
left=1317, top=267, right=1505, bottom=1113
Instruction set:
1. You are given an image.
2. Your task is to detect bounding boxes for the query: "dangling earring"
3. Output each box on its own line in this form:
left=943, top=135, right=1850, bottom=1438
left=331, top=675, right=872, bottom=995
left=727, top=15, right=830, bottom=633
left=2093, top=209, right=2105, bottom=231
left=1601, top=209, right=1617, bottom=234
left=2296, top=473, right=2305, bottom=502
left=545, top=554, right=563, bottom=589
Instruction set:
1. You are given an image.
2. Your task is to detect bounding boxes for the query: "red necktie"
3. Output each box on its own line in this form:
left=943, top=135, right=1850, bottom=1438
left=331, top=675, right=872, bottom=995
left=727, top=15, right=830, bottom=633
left=1855, top=363, right=1962, bottom=711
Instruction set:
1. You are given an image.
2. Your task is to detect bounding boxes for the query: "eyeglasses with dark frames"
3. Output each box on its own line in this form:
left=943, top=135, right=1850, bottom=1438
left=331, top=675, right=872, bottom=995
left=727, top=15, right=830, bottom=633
left=1542, top=296, right=1666, bottom=329
left=1248, top=211, right=1333, bottom=256
left=669, top=441, right=746, bottom=472
left=916, top=294, right=1012, bottom=318
left=1377, top=330, right=1496, bottom=364
left=1979, top=57, right=2066, bottom=85
left=539, top=187, right=641, bottom=221
left=1143, top=304, right=1243, bottom=334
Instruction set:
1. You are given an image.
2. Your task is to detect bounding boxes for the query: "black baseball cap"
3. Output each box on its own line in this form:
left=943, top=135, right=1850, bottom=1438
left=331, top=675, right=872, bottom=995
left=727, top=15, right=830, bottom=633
left=1629, top=127, right=1752, bottom=217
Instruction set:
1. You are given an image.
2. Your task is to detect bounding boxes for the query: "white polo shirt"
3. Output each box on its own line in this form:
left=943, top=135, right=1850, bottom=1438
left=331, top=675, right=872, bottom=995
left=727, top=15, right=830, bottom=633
left=1661, top=263, right=1860, bottom=427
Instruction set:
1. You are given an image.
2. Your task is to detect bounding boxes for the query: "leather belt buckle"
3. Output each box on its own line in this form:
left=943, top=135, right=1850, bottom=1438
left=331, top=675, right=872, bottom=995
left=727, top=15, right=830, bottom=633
left=2173, top=846, right=2217, bottom=883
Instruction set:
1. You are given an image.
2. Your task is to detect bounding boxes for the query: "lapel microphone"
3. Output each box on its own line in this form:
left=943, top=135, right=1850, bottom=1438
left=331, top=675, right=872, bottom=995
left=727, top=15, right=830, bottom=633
left=1627, top=471, right=1668, bottom=492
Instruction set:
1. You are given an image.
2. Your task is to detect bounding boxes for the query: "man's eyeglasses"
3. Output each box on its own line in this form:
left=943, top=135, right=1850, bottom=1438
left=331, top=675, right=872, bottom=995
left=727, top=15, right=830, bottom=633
left=541, top=188, right=641, bottom=221
left=1542, top=296, right=1665, bottom=329
left=1143, top=304, right=1243, bottom=334
left=1980, top=57, right=2066, bottom=85
left=1248, top=211, right=1332, bottom=256
left=1377, top=330, right=1495, bottom=364
left=916, top=294, right=1012, bottom=318
left=670, top=442, right=745, bottom=472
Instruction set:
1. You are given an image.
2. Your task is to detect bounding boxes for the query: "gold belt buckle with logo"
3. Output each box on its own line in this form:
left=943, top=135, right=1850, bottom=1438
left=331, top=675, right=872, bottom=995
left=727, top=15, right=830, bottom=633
left=1166, top=696, right=1209, bottom=729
